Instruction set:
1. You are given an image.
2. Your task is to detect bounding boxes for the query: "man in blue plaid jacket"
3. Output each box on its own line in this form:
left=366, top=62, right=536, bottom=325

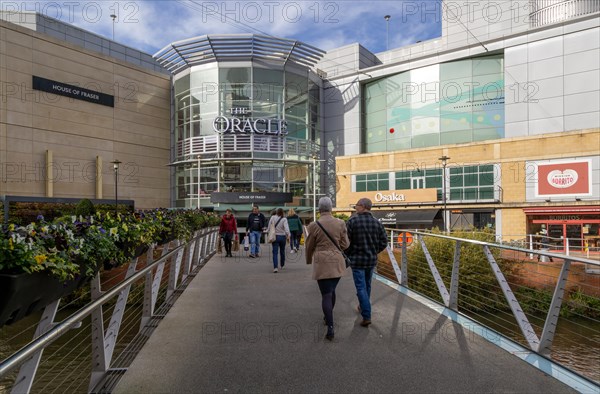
left=345, top=198, right=388, bottom=327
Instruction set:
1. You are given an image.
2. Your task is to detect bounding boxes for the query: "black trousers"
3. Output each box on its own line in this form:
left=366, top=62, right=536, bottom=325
left=223, top=232, right=233, bottom=255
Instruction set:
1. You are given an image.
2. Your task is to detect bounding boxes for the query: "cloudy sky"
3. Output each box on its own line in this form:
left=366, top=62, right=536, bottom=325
left=5, top=0, right=444, bottom=54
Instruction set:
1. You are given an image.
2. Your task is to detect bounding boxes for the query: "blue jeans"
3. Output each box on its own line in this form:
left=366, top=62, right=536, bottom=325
left=352, top=267, right=374, bottom=320
left=272, top=235, right=286, bottom=268
left=290, top=231, right=301, bottom=250
left=249, top=230, right=262, bottom=255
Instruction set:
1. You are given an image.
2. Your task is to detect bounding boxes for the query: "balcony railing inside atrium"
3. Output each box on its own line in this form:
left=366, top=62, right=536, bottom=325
left=176, top=134, right=318, bottom=161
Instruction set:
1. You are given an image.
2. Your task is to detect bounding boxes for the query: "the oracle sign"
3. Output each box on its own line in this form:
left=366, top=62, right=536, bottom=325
left=212, top=108, right=288, bottom=136
left=547, top=169, right=578, bottom=188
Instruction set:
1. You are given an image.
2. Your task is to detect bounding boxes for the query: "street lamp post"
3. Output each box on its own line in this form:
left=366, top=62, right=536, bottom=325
left=384, top=15, right=391, bottom=50
left=110, top=14, right=116, bottom=40
left=111, top=160, right=121, bottom=215
left=438, top=155, right=450, bottom=232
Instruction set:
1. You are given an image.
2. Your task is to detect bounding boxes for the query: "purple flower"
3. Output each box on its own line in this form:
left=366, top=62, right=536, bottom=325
left=99, top=227, right=106, bottom=234
left=37, top=214, right=45, bottom=221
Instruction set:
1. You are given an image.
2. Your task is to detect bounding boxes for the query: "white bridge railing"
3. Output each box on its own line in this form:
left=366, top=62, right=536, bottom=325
left=384, top=229, right=600, bottom=387
left=0, top=227, right=219, bottom=393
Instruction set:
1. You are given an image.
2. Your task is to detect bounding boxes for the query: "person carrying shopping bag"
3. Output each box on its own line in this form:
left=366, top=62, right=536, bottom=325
left=219, top=209, right=238, bottom=257
left=268, top=208, right=290, bottom=273
left=305, top=197, right=349, bottom=341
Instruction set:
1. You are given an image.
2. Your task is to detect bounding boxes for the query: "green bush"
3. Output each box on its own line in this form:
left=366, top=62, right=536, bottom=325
left=75, top=199, right=95, bottom=217
left=407, top=228, right=518, bottom=313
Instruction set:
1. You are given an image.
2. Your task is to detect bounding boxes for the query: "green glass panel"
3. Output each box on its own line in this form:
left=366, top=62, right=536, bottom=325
left=396, top=178, right=410, bottom=190
left=479, top=172, right=495, bottom=186
left=356, top=182, right=366, bottom=192
left=356, top=175, right=366, bottom=181
left=450, top=175, right=463, bottom=186
left=479, top=187, right=495, bottom=199
left=450, top=167, right=462, bottom=175
left=427, top=176, right=442, bottom=188
left=463, top=189, right=478, bottom=200
left=425, top=169, right=441, bottom=177
left=449, top=189, right=462, bottom=200
left=464, top=173, right=478, bottom=186
left=367, top=180, right=378, bottom=191
left=379, top=180, right=389, bottom=190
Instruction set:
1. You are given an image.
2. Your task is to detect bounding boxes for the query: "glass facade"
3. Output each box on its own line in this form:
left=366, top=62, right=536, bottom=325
left=354, top=164, right=498, bottom=202
left=172, top=63, right=320, bottom=209
left=364, top=55, right=504, bottom=153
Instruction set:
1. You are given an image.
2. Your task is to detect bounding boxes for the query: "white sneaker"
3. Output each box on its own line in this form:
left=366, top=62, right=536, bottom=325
left=290, top=250, right=295, bottom=254
left=273, top=268, right=278, bottom=273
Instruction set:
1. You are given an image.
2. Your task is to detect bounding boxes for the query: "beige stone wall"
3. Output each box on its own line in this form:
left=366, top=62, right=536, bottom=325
left=335, top=130, right=600, bottom=240
left=0, top=20, right=171, bottom=209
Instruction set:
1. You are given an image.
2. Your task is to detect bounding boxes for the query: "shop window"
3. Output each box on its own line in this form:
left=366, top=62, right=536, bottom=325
left=356, top=173, right=389, bottom=192
left=447, top=164, right=497, bottom=201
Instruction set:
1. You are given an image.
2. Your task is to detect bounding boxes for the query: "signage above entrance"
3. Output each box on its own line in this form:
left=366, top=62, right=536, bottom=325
left=211, top=192, right=293, bottom=204
left=213, top=107, right=288, bottom=136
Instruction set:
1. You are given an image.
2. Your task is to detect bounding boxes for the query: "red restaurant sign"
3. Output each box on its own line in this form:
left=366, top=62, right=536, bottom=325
left=536, top=160, right=591, bottom=197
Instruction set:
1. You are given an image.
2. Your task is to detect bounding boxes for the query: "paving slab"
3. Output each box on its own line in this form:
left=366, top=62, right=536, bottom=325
left=115, top=247, right=575, bottom=393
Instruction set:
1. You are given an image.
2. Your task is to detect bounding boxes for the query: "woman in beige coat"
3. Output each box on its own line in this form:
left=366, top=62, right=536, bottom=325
left=305, top=196, right=350, bottom=341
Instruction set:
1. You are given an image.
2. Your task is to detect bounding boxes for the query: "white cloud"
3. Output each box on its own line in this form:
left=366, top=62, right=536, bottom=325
left=2, top=0, right=442, bottom=54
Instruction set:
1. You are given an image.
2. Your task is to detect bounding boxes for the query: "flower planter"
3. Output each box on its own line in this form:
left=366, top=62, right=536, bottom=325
left=0, top=271, right=87, bottom=327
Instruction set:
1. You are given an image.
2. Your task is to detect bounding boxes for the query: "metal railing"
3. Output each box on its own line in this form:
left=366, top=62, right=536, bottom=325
left=530, top=0, right=600, bottom=27
left=176, top=134, right=319, bottom=159
left=0, top=227, right=219, bottom=393
left=383, top=229, right=600, bottom=386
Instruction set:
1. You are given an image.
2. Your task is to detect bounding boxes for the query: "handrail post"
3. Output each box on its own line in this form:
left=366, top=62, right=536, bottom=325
left=10, top=300, right=60, bottom=394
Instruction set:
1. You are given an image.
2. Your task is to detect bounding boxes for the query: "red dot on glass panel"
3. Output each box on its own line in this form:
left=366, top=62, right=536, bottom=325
left=389, top=128, right=395, bottom=134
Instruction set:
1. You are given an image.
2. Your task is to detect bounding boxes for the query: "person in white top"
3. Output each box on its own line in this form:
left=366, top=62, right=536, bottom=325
left=268, top=208, right=290, bottom=273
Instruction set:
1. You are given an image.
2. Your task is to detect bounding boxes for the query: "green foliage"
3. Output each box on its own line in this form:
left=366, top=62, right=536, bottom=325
left=75, top=199, right=95, bottom=217
left=407, top=228, right=517, bottom=313
left=564, top=287, right=600, bottom=319
left=514, top=286, right=553, bottom=315
left=333, top=213, right=350, bottom=222
left=1, top=208, right=219, bottom=280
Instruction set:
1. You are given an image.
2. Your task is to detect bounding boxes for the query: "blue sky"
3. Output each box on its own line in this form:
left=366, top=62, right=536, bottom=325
left=6, top=1, right=443, bottom=54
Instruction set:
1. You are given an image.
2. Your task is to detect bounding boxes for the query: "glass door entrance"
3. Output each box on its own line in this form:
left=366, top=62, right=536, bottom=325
left=566, top=225, right=583, bottom=252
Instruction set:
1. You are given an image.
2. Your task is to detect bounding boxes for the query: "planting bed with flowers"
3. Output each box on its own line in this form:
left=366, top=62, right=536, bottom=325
left=0, top=207, right=220, bottom=326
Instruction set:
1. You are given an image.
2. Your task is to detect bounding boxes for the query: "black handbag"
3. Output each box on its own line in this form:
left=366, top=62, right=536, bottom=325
left=316, top=221, right=351, bottom=268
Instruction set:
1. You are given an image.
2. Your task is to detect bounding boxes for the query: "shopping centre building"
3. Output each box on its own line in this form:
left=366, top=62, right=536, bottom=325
left=1, top=0, right=599, bottom=249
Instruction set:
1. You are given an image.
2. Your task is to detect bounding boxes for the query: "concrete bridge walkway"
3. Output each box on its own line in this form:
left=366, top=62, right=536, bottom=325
left=114, top=246, right=574, bottom=393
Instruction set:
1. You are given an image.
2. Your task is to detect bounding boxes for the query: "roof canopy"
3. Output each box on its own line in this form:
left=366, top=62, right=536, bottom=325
left=154, top=34, right=325, bottom=74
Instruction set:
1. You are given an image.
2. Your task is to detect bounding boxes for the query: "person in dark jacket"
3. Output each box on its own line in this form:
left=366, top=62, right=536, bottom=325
left=219, top=209, right=238, bottom=257
left=287, top=208, right=303, bottom=253
left=345, top=198, right=388, bottom=327
left=246, top=206, right=266, bottom=258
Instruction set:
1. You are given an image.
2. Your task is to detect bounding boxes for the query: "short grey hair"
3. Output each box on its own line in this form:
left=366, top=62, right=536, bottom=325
left=318, top=196, right=333, bottom=213
left=357, top=198, right=372, bottom=210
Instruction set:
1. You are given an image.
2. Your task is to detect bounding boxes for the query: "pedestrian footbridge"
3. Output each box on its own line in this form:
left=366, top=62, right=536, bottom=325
left=0, top=230, right=598, bottom=393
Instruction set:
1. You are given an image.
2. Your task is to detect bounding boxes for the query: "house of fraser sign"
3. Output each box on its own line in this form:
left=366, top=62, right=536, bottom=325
left=212, top=108, right=288, bottom=136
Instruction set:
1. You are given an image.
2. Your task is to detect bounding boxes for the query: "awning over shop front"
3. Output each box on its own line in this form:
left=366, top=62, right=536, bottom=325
left=523, top=206, right=600, bottom=215
left=372, top=209, right=440, bottom=225
left=395, top=209, right=441, bottom=224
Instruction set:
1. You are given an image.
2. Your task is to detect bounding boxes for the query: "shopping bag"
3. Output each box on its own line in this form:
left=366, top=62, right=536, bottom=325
left=217, top=237, right=223, bottom=254
left=267, top=223, right=276, bottom=243
left=243, top=236, right=249, bottom=251
left=233, top=238, right=240, bottom=252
